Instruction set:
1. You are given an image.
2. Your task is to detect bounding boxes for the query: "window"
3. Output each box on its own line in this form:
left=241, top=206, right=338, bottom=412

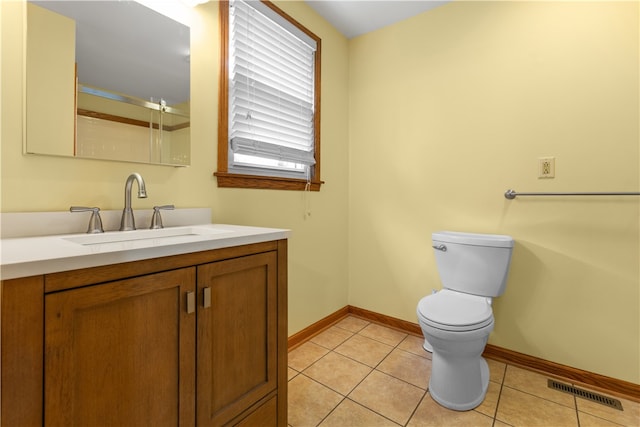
left=216, top=0, right=322, bottom=191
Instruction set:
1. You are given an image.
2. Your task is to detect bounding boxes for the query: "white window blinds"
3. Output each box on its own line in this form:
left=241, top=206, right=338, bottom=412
left=228, top=0, right=317, bottom=176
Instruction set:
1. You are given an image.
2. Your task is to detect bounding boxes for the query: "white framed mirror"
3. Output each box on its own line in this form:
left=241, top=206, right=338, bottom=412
left=25, top=1, right=191, bottom=166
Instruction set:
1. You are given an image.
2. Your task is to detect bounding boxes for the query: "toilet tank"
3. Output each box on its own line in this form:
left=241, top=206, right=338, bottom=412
left=432, top=231, right=514, bottom=297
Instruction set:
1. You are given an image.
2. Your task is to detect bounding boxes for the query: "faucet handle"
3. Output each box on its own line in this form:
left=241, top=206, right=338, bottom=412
left=150, top=205, right=175, bottom=229
left=70, top=206, right=104, bottom=234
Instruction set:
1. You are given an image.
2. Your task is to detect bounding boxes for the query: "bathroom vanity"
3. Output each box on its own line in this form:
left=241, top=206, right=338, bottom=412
left=1, top=221, right=289, bottom=426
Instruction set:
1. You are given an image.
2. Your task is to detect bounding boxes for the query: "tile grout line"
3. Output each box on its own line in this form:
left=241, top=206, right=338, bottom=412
left=404, top=389, right=430, bottom=427
left=490, top=362, right=507, bottom=427
left=294, top=348, right=413, bottom=427
left=574, top=393, right=581, bottom=427
left=291, top=370, right=348, bottom=427
left=499, top=383, right=585, bottom=411
left=313, top=391, right=347, bottom=427
left=309, top=320, right=432, bottom=425
left=290, top=324, right=386, bottom=426
left=345, top=396, right=405, bottom=427
left=566, top=383, right=629, bottom=427
left=350, top=323, right=433, bottom=426
left=305, top=319, right=441, bottom=424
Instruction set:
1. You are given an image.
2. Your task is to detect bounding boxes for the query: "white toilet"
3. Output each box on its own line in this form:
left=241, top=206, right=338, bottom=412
left=417, top=231, right=514, bottom=411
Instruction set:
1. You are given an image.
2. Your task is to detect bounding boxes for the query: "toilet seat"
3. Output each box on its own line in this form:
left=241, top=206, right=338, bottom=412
left=418, top=290, right=493, bottom=332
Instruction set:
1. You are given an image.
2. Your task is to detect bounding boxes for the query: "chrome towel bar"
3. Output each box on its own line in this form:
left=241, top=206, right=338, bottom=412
left=505, top=189, right=640, bottom=199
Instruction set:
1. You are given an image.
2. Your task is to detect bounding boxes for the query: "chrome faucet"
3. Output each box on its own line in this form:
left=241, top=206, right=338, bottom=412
left=120, top=173, right=147, bottom=231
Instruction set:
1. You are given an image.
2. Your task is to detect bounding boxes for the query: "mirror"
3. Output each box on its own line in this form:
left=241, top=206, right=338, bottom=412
left=25, top=1, right=191, bottom=166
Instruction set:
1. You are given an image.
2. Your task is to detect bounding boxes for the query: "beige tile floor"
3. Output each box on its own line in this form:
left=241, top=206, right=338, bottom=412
left=288, top=316, right=640, bottom=427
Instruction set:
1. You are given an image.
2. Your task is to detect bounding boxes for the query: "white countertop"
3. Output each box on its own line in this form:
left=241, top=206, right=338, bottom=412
left=0, top=223, right=290, bottom=280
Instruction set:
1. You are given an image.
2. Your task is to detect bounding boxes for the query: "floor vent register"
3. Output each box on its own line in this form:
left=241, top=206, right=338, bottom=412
left=547, top=379, right=623, bottom=411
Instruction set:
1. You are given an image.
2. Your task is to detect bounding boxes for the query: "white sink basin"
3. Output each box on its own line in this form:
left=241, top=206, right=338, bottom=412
left=63, top=226, right=231, bottom=246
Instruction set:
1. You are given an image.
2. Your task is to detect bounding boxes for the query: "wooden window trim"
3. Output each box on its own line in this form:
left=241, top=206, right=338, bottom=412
left=215, top=0, right=323, bottom=191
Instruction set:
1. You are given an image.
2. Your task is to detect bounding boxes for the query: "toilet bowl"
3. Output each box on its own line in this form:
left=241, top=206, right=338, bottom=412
left=417, top=231, right=514, bottom=411
left=417, top=289, right=495, bottom=410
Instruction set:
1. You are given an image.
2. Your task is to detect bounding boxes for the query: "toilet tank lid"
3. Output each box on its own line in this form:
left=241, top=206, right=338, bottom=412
left=432, top=231, right=514, bottom=248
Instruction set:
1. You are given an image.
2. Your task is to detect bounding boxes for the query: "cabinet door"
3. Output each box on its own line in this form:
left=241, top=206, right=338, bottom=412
left=44, top=268, right=196, bottom=427
left=197, top=252, right=278, bottom=426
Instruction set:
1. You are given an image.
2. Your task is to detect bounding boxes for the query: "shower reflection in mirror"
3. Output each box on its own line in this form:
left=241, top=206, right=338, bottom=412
left=76, top=86, right=190, bottom=165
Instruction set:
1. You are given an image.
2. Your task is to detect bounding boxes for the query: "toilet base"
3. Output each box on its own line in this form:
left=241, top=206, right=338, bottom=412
left=422, top=337, right=433, bottom=353
left=429, top=355, right=490, bottom=411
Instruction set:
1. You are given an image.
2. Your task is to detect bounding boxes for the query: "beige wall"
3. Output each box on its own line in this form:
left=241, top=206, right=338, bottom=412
left=348, top=1, right=639, bottom=383
left=2, top=0, right=639, bottom=385
left=0, top=1, right=350, bottom=336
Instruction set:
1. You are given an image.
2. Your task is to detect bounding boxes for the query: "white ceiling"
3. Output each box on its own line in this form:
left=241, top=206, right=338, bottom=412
left=304, top=0, right=450, bottom=39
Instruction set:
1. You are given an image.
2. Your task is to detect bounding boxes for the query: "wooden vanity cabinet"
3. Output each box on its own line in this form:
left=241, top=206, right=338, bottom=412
left=1, top=240, right=288, bottom=427
left=44, top=267, right=197, bottom=426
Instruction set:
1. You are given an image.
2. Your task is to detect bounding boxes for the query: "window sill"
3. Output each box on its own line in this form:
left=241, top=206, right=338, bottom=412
left=214, top=172, right=323, bottom=191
